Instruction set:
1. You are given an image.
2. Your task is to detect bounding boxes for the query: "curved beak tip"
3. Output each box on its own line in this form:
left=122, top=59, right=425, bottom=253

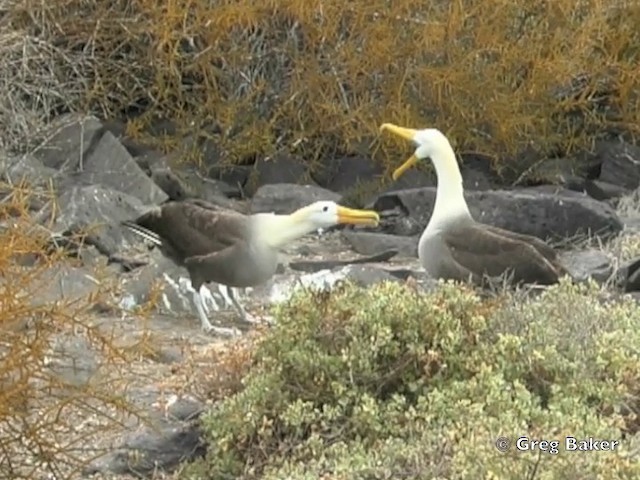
left=391, top=154, right=418, bottom=181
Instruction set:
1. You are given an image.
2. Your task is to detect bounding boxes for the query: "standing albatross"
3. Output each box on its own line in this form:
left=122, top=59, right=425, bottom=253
left=122, top=199, right=379, bottom=336
left=380, top=123, right=568, bottom=286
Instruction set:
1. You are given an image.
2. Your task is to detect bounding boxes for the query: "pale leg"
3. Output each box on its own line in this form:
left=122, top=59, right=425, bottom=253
left=227, top=286, right=248, bottom=321
left=217, top=283, right=234, bottom=308
left=227, top=286, right=270, bottom=325
left=191, top=290, right=240, bottom=337
left=198, top=284, right=221, bottom=315
left=166, top=274, right=193, bottom=312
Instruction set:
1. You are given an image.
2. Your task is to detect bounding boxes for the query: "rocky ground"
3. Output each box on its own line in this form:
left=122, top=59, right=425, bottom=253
left=2, top=113, right=640, bottom=478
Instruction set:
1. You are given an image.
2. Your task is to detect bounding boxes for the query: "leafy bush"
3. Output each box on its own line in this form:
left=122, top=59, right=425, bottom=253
left=3, top=0, right=640, bottom=175
left=187, top=280, right=640, bottom=479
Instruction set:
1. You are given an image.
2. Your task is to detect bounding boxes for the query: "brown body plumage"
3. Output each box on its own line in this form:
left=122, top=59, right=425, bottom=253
left=423, top=222, right=568, bottom=286
left=124, top=200, right=274, bottom=291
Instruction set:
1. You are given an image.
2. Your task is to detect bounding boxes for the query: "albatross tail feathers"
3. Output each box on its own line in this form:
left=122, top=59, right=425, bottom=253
left=121, top=221, right=162, bottom=246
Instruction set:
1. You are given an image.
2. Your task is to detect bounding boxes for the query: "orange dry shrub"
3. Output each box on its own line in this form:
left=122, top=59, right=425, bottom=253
left=0, top=184, right=136, bottom=480
left=193, top=327, right=267, bottom=402
left=5, top=0, right=640, bottom=174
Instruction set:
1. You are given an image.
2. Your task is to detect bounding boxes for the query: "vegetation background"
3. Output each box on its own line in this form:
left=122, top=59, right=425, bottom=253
left=2, top=0, right=640, bottom=478
left=2, top=0, right=639, bottom=174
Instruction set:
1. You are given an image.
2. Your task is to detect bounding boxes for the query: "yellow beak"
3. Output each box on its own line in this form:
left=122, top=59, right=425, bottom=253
left=336, top=206, right=380, bottom=227
left=391, top=154, right=418, bottom=182
left=379, top=123, right=420, bottom=181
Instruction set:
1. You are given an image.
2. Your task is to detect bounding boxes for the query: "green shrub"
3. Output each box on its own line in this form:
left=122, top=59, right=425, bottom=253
left=185, top=280, right=640, bottom=479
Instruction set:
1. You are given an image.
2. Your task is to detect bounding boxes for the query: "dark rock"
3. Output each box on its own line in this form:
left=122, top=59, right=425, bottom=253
left=288, top=249, right=399, bottom=273
left=560, top=174, right=592, bottom=193
left=154, top=346, right=185, bottom=364
left=187, top=192, right=245, bottom=212
left=108, top=253, right=149, bottom=272
left=250, top=183, right=342, bottom=214
left=340, top=265, right=402, bottom=287
left=72, top=130, right=168, bottom=205
left=615, top=256, right=640, bottom=292
left=384, top=268, right=425, bottom=281
left=627, top=291, right=640, bottom=305
left=517, top=184, right=586, bottom=198
left=208, top=164, right=251, bottom=192
left=32, top=115, right=105, bottom=171
left=461, top=167, right=494, bottom=190
left=0, top=156, right=58, bottom=212
left=375, top=209, right=424, bottom=237
left=145, top=116, right=177, bottom=137
left=596, top=139, right=640, bottom=190
left=173, top=167, right=244, bottom=206
left=348, top=265, right=438, bottom=291
left=175, top=196, right=246, bottom=217
left=37, top=185, right=146, bottom=257
left=382, top=153, right=497, bottom=194
left=165, top=396, right=205, bottom=421
left=370, top=186, right=623, bottom=240
left=200, top=138, right=222, bottom=168
left=122, top=137, right=157, bottom=157
left=526, top=157, right=587, bottom=184
left=342, top=231, right=418, bottom=258
left=340, top=265, right=437, bottom=292
left=47, top=334, right=99, bottom=387
left=617, top=189, right=640, bottom=231
left=1, top=155, right=59, bottom=188
left=134, top=150, right=173, bottom=175
left=525, top=157, right=617, bottom=200
left=589, top=180, right=629, bottom=201
left=83, top=421, right=206, bottom=477
left=77, top=245, right=109, bottom=268
left=386, top=168, right=435, bottom=190
left=6, top=264, right=106, bottom=330
left=246, top=151, right=311, bottom=195
left=269, top=264, right=436, bottom=304
left=200, top=132, right=253, bottom=192
left=151, top=168, right=191, bottom=201
left=313, top=154, right=384, bottom=192
left=457, top=153, right=499, bottom=190
left=552, top=176, right=629, bottom=202
left=559, top=249, right=614, bottom=283
left=338, top=179, right=386, bottom=209
left=101, top=118, right=128, bottom=138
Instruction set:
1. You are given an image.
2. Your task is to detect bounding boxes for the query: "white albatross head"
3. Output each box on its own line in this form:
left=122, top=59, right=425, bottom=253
left=258, top=201, right=380, bottom=248
left=379, top=124, right=460, bottom=182
left=379, top=122, right=471, bottom=225
left=295, top=201, right=380, bottom=229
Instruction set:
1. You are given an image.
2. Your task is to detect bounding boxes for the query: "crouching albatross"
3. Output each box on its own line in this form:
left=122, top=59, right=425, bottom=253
left=122, top=199, right=380, bottom=336
left=380, top=123, right=568, bottom=286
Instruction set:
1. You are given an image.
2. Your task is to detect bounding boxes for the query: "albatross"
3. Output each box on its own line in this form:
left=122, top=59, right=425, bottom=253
left=380, top=123, right=568, bottom=286
left=122, top=199, right=380, bottom=336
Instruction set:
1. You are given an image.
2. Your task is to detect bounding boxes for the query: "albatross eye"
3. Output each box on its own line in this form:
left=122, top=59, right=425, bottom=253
left=322, top=206, right=329, bottom=212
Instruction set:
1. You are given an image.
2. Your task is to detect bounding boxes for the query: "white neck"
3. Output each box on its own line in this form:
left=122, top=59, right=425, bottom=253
left=252, top=210, right=318, bottom=248
left=428, top=141, right=472, bottom=229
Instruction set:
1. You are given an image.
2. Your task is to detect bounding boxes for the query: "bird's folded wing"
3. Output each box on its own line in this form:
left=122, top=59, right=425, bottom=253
left=184, top=243, right=249, bottom=286
left=443, top=224, right=560, bottom=284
